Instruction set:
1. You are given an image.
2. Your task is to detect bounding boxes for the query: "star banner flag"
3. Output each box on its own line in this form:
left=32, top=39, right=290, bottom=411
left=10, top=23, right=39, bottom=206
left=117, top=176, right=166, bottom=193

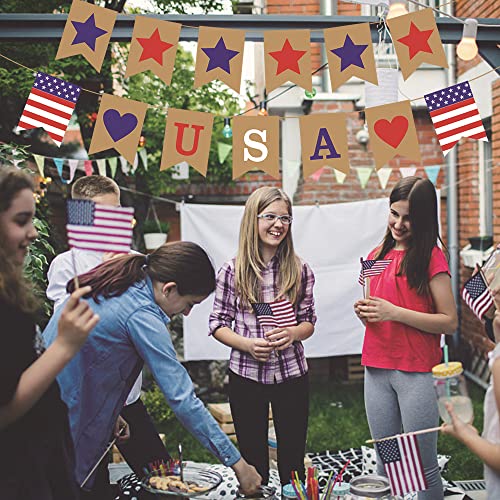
left=359, top=258, right=392, bottom=286
left=252, top=299, right=297, bottom=329
left=387, top=8, right=448, bottom=80
left=17, top=72, right=81, bottom=147
left=324, top=23, right=377, bottom=91
left=160, top=108, right=214, bottom=177
left=232, top=115, right=280, bottom=180
left=56, top=0, right=116, bottom=72
left=365, top=100, right=421, bottom=170
left=299, top=113, right=350, bottom=177
left=125, top=17, right=180, bottom=86
left=264, top=30, right=312, bottom=93
left=66, top=199, right=134, bottom=254
left=425, top=81, right=488, bottom=156
left=377, top=434, right=428, bottom=497
left=194, top=27, right=245, bottom=93
left=462, top=272, right=494, bottom=320
left=89, top=94, right=148, bottom=164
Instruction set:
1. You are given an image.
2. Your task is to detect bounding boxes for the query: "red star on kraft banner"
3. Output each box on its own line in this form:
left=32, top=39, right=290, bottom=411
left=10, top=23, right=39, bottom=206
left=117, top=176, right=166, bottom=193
left=387, top=8, right=448, bottom=80
left=194, top=27, right=245, bottom=93
left=264, top=30, right=312, bottom=93
left=365, top=100, right=421, bottom=170
left=56, top=0, right=116, bottom=72
left=125, top=17, right=180, bottom=85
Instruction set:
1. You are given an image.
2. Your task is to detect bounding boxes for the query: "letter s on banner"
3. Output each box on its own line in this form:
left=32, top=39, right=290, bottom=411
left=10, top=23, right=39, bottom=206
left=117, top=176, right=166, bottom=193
left=243, top=129, right=268, bottom=162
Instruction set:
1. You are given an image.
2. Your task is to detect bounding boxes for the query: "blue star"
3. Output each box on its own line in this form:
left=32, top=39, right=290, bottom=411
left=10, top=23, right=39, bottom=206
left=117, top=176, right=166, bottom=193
left=202, top=37, right=239, bottom=74
left=331, top=34, right=368, bottom=72
left=71, top=14, right=107, bottom=51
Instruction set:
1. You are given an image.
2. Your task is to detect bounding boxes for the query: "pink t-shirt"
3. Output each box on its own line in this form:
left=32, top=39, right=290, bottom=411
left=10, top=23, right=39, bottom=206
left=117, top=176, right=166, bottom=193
left=361, top=246, right=450, bottom=373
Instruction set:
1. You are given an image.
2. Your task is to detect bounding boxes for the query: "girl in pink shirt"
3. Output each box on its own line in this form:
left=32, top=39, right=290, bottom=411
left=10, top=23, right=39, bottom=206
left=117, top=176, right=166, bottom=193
left=354, top=176, right=457, bottom=500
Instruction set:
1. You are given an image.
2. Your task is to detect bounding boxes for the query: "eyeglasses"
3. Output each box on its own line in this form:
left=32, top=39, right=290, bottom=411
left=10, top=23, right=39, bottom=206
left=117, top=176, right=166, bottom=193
left=257, top=213, right=293, bottom=225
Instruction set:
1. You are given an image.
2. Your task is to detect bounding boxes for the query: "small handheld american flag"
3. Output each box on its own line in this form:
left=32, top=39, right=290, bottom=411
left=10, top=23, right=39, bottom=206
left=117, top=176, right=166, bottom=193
left=377, top=434, right=427, bottom=497
left=462, top=272, right=494, bottom=321
left=66, top=199, right=134, bottom=254
left=252, top=299, right=297, bottom=329
left=359, top=258, right=392, bottom=286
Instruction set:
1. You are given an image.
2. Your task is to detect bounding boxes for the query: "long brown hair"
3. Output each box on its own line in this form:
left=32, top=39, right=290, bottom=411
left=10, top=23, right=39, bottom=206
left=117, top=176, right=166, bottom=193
left=0, top=166, right=38, bottom=314
left=375, top=176, right=444, bottom=295
left=67, top=241, right=215, bottom=302
left=235, top=186, right=301, bottom=306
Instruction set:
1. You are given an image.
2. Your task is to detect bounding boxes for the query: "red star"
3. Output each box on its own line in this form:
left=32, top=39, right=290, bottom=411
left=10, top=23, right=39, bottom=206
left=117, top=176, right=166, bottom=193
left=137, top=28, right=173, bottom=65
left=397, top=22, right=434, bottom=60
left=268, top=39, right=307, bottom=75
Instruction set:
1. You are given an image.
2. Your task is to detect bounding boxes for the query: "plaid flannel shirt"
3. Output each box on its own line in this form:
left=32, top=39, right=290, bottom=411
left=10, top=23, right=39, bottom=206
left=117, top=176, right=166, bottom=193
left=209, top=256, right=316, bottom=384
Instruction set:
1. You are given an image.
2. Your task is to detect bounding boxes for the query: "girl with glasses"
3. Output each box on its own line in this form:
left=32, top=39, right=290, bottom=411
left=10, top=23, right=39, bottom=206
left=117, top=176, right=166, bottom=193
left=209, top=186, right=317, bottom=490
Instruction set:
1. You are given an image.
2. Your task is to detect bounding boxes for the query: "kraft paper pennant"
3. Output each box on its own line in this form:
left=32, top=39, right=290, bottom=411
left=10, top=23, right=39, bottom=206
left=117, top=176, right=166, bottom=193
left=89, top=94, right=148, bottom=164
left=334, top=168, right=347, bottom=184
left=161, top=108, right=214, bottom=177
left=217, top=142, right=233, bottom=164
left=424, top=165, right=441, bottom=185
left=324, top=23, right=377, bottom=91
left=365, top=100, right=421, bottom=170
left=67, top=159, right=79, bottom=183
left=387, top=8, right=448, bottom=80
left=400, top=166, right=417, bottom=178
left=125, top=17, right=180, bottom=86
left=33, top=154, right=45, bottom=177
left=356, top=167, right=373, bottom=189
left=376, top=166, right=392, bottom=189
left=300, top=113, right=350, bottom=177
left=107, top=157, right=118, bottom=178
left=232, top=116, right=280, bottom=179
left=84, top=160, right=93, bottom=176
left=138, top=148, right=148, bottom=171
left=264, top=30, right=312, bottom=93
left=171, top=161, right=190, bottom=180
left=96, top=158, right=107, bottom=177
left=194, top=27, right=245, bottom=93
left=53, top=158, right=67, bottom=184
left=56, top=0, right=117, bottom=72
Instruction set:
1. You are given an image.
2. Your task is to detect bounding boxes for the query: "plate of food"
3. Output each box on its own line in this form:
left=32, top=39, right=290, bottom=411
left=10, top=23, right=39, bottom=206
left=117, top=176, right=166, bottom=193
left=141, top=463, right=223, bottom=497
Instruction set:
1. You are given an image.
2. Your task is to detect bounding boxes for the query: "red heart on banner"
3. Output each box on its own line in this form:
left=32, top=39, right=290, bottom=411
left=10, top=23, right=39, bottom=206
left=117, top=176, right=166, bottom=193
left=374, top=116, right=409, bottom=148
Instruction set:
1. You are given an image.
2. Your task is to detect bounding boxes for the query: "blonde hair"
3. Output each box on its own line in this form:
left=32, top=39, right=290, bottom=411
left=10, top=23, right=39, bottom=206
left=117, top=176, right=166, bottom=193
left=235, top=187, right=301, bottom=307
left=71, top=175, right=120, bottom=200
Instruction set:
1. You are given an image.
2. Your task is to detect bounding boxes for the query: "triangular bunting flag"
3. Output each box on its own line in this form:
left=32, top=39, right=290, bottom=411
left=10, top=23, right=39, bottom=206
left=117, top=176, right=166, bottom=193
left=33, top=154, right=45, bottom=177
left=334, top=168, right=347, bottom=184
left=310, top=167, right=325, bottom=181
left=53, top=158, right=67, bottom=183
left=424, top=165, right=441, bottom=185
left=131, top=154, right=139, bottom=174
left=96, top=158, right=107, bottom=177
left=400, top=166, right=417, bottom=178
left=356, top=167, right=373, bottom=189
left=138, top=148, right=148, bottom=171
left=119, top=156, right=129, bottom=174
left=67, top=159, right=79, bottom=183
left=376, top=167, right=392, bottom=189
left=56, top=0, right=117, bottom=72
left=108, top=157, right=118, bottom=178
left=84, top=160, right=93, bottom=176
left=217, top=142, right=233, bottom=164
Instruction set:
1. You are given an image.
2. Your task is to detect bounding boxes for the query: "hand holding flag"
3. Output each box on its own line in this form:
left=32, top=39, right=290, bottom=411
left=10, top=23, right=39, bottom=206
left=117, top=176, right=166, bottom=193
left=462, top=271, right=494, bottom=320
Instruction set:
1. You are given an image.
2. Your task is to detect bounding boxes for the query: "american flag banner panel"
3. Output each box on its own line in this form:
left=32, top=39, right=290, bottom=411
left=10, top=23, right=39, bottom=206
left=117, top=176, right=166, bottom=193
left=252, top=299, right=297, bottom=329
left=359, top=259, right=392, bottom=286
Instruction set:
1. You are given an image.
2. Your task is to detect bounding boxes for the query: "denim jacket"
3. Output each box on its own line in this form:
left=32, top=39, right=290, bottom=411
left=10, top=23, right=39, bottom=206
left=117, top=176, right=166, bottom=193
left=42, top=277, right=240, bottom=489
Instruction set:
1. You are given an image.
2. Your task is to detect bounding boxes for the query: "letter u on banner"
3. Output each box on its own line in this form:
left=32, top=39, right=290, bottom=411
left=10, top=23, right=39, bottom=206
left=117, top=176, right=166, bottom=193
left=232, top=116, right=280, bottom=180
left=160, top=108, right=214, bottom=177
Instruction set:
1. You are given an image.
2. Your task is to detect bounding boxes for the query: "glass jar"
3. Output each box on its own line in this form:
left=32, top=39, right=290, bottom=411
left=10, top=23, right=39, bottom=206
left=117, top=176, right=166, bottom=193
left=349, top=475, right=395, bottom=499
left=432, top=361, right=473, bottom=424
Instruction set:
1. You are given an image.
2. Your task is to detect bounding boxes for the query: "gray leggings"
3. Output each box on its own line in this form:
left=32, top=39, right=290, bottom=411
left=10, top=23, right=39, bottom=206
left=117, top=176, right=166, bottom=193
left=364, top=367, right=443, bottom=500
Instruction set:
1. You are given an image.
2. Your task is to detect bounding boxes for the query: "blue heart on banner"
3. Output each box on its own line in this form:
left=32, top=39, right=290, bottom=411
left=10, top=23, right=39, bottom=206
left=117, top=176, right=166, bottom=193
left=103, top=109, right=138, bottom=142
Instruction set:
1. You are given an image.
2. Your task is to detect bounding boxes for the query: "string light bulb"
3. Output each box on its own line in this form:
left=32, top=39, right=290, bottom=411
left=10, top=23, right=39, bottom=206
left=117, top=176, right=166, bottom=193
left=457, top=19, right=479, bottom=61
left=222, top=118, right=233, bottom=138
left=386, top=0, right=408, bottom=20
left=258, top=102, right=268, bottom=116
left=138, top=135, right=146, bottom=148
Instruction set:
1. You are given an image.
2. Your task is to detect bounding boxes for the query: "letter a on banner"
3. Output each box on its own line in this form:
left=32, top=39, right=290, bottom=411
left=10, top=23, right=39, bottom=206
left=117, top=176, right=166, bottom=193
left=300, top=113, right=350, bottom=177
left=160, top=108, right=214, bottom=177
left=232, top=116, right=280, bottom=179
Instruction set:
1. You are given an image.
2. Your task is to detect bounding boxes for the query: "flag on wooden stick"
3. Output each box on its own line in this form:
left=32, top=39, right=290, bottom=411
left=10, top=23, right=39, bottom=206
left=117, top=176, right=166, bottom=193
left=359, top=258, right=392, bottom=286
left=252, top=299, right=297, bottom=328
left=462, top=272, right=494, bottom=320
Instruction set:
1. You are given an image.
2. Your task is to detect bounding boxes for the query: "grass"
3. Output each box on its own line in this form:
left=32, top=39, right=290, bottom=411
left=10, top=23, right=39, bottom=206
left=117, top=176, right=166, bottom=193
left=156, top=379, right=486, bottom=481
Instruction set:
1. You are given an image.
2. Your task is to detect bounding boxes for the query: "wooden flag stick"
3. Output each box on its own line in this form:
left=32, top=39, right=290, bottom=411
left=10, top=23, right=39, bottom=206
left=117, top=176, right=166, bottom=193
left=360, top=257, right=366, bottom=299
left=71, top=248, right=80, bottom=290
left=366, top=426, right=443, bottom=444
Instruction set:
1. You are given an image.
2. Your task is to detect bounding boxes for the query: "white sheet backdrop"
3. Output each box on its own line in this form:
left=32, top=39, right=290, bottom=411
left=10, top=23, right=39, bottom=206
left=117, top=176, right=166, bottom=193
left=180, top=196, right=390, bottom=360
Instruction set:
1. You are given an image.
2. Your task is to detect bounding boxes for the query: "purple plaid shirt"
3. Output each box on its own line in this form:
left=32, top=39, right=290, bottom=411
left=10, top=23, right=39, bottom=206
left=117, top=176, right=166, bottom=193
left=209, top=256, right=316, bottom=384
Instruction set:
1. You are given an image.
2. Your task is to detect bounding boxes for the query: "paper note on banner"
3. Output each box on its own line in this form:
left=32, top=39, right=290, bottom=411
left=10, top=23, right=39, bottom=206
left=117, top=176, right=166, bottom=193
left=171, top=161, right=190, bottom=180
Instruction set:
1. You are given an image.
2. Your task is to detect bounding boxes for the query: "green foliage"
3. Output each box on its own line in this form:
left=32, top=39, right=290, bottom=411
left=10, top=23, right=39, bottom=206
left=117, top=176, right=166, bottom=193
left=142, top=382, right=175, bottom=426
left=143, top=219, right=171, bottom=234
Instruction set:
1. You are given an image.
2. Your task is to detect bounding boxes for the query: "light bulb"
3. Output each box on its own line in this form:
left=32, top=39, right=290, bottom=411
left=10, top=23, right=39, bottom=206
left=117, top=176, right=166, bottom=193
left=386, top=0, right=408, bottom=20
left=222, top=118, right=233, bottom=138
left=258, top=102, right=268, bottom=116
left=457, top=19, right=479, bottom=61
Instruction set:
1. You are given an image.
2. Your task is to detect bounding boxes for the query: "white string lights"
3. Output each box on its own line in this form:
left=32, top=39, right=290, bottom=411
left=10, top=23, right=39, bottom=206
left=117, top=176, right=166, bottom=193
left=386, top=0, right=409, bottom=20
left=457, top=18, right=479, bottom=61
